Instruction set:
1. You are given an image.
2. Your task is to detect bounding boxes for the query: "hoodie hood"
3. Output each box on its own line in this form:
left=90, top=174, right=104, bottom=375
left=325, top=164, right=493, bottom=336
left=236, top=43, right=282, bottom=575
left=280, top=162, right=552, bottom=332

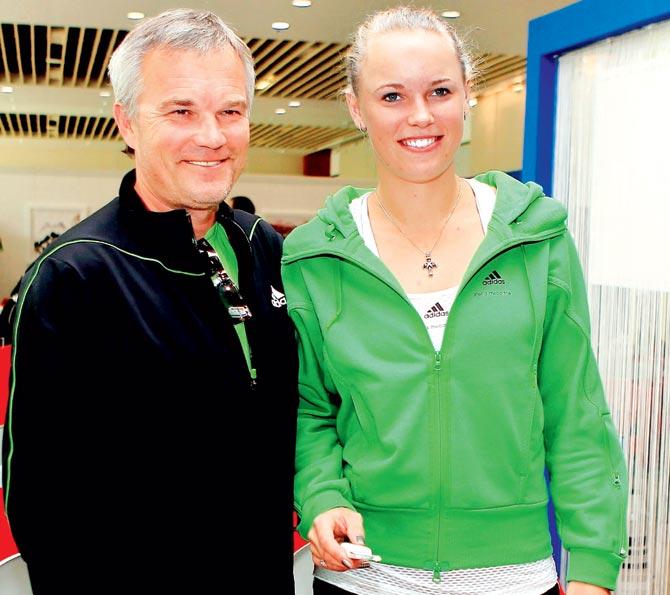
left=282, top=171, right=567, bottom=264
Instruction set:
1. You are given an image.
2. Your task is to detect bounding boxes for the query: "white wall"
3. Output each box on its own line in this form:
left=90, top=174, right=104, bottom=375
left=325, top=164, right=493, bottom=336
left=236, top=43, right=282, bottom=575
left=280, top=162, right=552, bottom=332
left=0, top=170, right=121, bottom=296
left=467, top=86, right=526, bottom=176
left=337, top=137, right=377, bottom=179
left=235, top=172, right=374, bottom=215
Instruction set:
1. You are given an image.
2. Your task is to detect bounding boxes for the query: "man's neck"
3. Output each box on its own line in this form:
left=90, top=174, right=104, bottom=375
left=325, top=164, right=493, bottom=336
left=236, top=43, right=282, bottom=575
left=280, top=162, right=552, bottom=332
left=132, top=177, right=218, bottom=239
left=189, top=209, right=218, bottom=239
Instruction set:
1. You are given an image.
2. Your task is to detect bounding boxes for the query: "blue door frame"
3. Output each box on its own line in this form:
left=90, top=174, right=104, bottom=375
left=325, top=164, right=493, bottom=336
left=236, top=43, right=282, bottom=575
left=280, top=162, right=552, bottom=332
left=522, top=0, right=670, bottom=192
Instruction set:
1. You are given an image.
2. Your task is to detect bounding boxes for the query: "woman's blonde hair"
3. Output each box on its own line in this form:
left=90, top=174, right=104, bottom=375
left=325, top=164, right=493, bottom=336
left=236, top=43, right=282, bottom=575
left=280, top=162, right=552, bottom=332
left=344, top=6, right=477, bottom=95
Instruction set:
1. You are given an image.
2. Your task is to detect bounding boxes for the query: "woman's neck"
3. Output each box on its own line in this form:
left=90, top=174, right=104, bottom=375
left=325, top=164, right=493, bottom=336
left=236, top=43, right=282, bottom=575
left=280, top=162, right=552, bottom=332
left=374, top=171, right=462, bottom=233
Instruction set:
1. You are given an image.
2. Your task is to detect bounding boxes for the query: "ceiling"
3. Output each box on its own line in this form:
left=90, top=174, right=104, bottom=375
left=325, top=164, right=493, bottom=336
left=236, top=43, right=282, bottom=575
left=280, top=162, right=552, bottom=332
left=0, top=0, right=578, bottom=154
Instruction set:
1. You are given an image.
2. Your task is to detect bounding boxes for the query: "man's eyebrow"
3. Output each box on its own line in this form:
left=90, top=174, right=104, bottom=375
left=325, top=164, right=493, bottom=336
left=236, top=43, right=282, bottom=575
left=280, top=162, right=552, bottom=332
left=221, top=98, right=248, bottom=110
left=158, top=99, right=195, bottom=110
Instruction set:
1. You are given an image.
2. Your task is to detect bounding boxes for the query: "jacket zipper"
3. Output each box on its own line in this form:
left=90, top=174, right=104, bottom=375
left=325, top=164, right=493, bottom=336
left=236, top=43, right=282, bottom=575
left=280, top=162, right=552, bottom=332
left=613, top=471, right=627, bottom=557
left=230, top=219, right=257, bottom=390
left=433, top=350, right=443, bottom=583
left=230, top=219, right=253, bottom=253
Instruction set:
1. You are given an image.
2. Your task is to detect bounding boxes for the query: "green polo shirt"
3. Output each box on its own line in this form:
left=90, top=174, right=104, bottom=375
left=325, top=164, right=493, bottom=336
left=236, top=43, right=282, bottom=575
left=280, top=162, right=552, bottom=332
left=205, top=222, right=256, bottom=379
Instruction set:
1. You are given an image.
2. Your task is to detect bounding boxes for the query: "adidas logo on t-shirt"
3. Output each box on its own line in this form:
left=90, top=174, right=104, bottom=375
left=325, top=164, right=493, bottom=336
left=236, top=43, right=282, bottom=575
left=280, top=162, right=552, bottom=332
left=424, top=302, right=449, bottom=319
left=483, top=270, right=505, bottom=285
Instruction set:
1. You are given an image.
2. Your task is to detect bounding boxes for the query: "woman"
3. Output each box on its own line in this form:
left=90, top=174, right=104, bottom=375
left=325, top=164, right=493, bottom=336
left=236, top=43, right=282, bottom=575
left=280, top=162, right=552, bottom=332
left=282, top=7, right=627, bottom=595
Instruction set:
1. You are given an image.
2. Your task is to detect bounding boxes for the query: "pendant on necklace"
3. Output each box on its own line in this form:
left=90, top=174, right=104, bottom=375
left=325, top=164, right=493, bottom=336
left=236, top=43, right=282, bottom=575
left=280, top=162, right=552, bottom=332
left=423, top=255, right=438, bottom=277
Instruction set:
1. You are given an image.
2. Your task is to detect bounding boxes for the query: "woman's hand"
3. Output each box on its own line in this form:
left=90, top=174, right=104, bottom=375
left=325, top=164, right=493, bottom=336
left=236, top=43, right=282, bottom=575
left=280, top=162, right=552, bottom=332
left=308, top=507, right=369, bottom=572
left=566, top=582, right=610, bottom=595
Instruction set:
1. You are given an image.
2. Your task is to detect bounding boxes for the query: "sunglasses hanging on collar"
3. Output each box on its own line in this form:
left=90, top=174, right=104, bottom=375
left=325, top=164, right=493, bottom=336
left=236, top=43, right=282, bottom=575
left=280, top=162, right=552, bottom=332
left=196, top=238, right=252, bottom=325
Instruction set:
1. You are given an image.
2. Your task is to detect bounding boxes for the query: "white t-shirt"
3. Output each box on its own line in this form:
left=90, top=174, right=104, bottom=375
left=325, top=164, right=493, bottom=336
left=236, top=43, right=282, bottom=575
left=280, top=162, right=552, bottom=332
left=335, top=178, right=558, bottom=594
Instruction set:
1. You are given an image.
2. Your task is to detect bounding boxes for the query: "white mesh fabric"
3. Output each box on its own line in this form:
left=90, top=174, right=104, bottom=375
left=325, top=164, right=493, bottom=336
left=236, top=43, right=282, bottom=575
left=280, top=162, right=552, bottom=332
left=315, top=556, right=557, bottom=595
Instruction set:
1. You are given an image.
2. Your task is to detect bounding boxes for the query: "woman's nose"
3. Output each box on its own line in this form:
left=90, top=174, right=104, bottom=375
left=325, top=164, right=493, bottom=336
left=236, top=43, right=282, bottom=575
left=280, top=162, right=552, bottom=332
left=407, top=98, right=434, bottom=127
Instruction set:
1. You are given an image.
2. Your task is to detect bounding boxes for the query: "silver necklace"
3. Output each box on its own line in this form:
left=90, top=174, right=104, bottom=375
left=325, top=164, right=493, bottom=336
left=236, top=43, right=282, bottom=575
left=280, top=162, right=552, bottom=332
left=375, top=180, right=463, bottom=277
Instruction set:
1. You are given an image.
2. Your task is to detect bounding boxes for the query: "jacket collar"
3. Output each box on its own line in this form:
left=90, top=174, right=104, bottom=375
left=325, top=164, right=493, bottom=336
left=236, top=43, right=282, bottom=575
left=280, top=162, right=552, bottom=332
left=117, top=169, right=243, bottom=273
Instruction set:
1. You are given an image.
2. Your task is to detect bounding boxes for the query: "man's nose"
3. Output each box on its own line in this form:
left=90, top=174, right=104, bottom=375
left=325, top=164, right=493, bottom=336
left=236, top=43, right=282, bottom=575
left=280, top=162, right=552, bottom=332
left=193, top=113, right=226, bottom=148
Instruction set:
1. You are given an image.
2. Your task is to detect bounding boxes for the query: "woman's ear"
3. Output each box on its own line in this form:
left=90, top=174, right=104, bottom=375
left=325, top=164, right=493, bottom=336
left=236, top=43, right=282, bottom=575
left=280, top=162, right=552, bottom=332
left=463, top=79, right=473, bottom=120
left=345, top=91, right=366, bottom=133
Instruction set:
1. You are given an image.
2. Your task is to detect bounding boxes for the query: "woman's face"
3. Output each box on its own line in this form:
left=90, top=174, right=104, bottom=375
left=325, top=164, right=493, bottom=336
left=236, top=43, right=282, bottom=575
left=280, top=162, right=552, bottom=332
left=347, top=29, right=468, bottom=185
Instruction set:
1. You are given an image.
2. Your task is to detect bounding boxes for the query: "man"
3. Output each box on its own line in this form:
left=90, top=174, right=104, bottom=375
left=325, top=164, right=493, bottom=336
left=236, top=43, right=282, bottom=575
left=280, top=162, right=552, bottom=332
left=2, top=10, right=297, bottom=593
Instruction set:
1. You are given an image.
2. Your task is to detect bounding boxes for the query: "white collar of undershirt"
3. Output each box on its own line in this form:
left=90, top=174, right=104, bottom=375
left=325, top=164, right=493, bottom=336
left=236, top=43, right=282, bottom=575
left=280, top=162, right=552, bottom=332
left=350, top=177, right=497, bottom=258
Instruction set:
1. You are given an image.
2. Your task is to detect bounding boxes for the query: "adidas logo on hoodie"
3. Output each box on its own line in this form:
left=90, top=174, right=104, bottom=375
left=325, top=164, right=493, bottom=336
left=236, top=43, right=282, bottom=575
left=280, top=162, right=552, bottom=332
left=424, top=302, right=449, bottom=319
left=483, top=270, right=505, bottom=286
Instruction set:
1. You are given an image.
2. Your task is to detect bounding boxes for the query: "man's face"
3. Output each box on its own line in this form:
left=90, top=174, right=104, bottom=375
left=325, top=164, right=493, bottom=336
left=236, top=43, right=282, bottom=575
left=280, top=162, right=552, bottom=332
left=115, top=45, right=250, bottom=213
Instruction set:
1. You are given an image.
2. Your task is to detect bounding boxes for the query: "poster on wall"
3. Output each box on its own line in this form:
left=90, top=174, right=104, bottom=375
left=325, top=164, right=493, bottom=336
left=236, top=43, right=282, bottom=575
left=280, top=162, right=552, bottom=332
left=29, top=205, right=87, bottom=254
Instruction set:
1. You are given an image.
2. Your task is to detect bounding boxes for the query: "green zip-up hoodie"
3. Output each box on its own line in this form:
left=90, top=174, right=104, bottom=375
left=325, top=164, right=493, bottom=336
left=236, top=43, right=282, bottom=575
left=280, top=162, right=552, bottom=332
left=281, top=171, right=627, bottom=590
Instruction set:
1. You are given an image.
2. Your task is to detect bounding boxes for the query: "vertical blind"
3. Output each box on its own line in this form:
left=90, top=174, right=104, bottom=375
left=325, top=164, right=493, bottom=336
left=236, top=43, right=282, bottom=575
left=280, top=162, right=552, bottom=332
left=553, top=19, right=670, bottom=595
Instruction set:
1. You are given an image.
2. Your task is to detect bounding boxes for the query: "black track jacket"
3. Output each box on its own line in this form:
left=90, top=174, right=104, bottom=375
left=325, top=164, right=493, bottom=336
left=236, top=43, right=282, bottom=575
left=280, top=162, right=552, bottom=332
left=2, top=170, right=298, bottom=593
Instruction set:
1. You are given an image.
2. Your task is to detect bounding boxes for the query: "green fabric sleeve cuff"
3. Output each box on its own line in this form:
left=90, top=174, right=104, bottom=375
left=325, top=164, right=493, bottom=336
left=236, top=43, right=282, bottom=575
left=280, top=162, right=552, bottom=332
left=296, top=491, right=356, bottom=540
left=567, top=547, right=624, bottom=591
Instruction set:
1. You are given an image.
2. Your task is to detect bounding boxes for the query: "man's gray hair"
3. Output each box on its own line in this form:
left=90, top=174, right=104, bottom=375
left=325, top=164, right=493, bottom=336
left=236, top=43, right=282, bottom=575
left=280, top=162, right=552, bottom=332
left=344, top=6, right=478, bottom=95
left=108, top=9, right=255, bottom=118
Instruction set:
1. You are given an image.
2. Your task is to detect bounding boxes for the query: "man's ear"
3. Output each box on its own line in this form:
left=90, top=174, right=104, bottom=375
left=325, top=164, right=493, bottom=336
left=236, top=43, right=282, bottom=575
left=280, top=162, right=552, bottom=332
left=113, top=103, right=137, bottom=150
left=345, top=91, right=366, bottom=132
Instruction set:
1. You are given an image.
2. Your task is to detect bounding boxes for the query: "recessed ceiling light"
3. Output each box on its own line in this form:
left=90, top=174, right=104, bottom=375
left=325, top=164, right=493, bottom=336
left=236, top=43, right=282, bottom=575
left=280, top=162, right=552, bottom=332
left=275, top=108, right=287, bottom=115
left=1, top=86, right=13, bottom=93
left=256, top=78, right=273, bottom=91
left=99, top=91, right=112, bottom=98
left=127, top=12, right=145, bottom=20
left=441, top=10, right=461, bottom=19
left=272, top=21, right=290, bottom=31
left=288, top=100, right=301, bottom=108
left=292, top=0, right=312, bottom=6
left=468, top=97, right=478, bottom=107
left=512, top=82, right=525, bottom=93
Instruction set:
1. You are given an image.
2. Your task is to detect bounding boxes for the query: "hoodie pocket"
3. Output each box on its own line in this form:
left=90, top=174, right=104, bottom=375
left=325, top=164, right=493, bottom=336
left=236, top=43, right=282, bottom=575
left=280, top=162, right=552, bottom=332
left=349, top=391, right=380, bottom=447
left=345, top=391, right=378, bottom=503
left=325, top=357, right=379, bottom=448
left=518, top=386, right=545, bottom=501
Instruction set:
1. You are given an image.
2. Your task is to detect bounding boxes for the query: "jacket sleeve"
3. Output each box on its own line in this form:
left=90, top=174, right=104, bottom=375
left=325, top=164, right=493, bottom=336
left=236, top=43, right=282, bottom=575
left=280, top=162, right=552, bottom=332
left=538, top=234, right=627, bottom=590
left=2, top=255, right=88, bottom=556
left=281, top=261, right=355, bottom=539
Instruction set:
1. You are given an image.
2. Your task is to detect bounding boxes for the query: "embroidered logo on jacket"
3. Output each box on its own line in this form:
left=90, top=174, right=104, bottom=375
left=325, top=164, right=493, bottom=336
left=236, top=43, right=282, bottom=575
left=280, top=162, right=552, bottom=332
left=482, top=270, right=505, bottom=285
left=270, top=285, right=287, bottom=308
left=474, top=269, right=512, bottom=297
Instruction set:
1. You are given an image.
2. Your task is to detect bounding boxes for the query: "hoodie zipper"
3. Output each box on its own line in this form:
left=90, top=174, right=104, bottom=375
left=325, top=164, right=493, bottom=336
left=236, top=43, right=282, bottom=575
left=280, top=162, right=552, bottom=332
left=433, top=350, right=443, bottom=583
left=613, top=472, right=627, bottom=557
